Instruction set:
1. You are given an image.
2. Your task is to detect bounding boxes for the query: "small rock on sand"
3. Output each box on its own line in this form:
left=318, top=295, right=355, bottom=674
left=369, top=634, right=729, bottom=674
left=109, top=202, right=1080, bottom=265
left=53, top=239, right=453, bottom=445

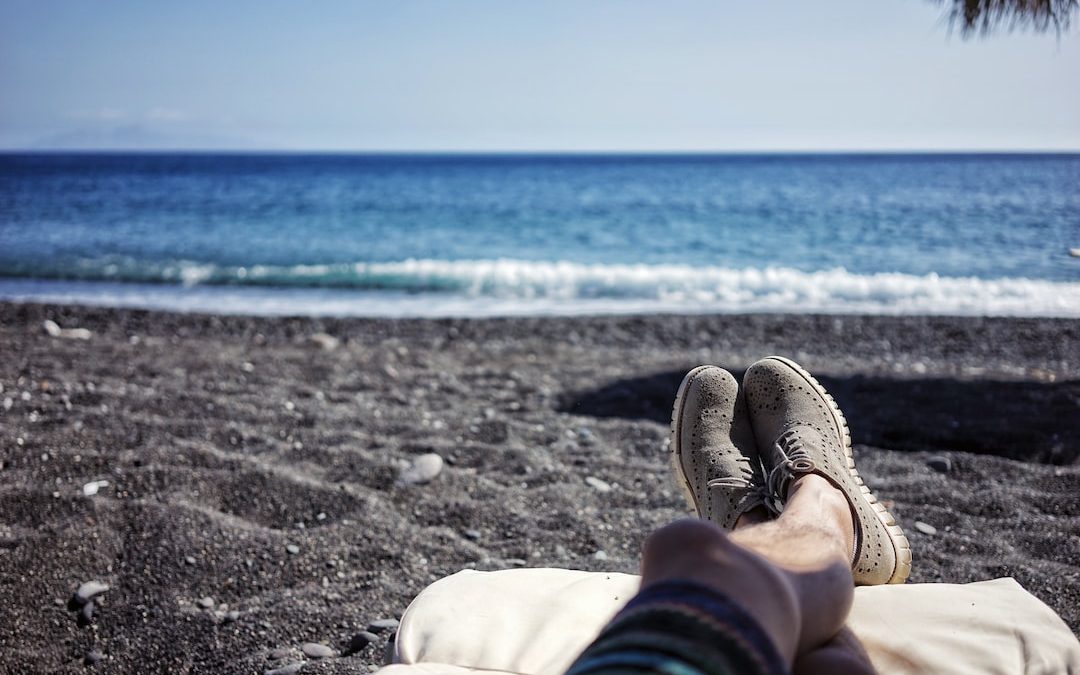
left=285, top=544, right=300, bottom=555
left=347, top=631, right=379, bottom=653
left=309, top=333, right=340, bottom=351
left=197, top=596, right=216, bottom=610
left=396, top=453, right=443, bottom=486
left=914, top=521, right=938, bottom=535
left=585, top=476, right=612, bottom=493
left=82, top=480, right=109, bottom=496
left=73, top=581, right=110, bottom=606
left=926, top=456, right=952, bottom=473
left=269, top=647, right=292, bottom=660
left=367, top=618, right=399, bottom=634
left=77, top=601, right=95, bottom=626
left=85, top=650, right=104, bottom=665
left=301, top=642, right=335, bottom=658
left=43, top=320, right=92, bottom=340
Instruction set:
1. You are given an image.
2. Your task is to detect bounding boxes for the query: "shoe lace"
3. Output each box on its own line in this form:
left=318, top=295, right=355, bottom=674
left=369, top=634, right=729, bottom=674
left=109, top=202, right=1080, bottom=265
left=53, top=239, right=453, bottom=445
left=705, top=457, right=770, bottom=509
left=765, top=428, right=818, bottom=515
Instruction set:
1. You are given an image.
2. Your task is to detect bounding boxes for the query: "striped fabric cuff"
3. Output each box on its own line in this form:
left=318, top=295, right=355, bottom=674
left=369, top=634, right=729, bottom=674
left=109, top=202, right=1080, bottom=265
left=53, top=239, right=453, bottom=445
left=565, top=579, right=787, bottom=675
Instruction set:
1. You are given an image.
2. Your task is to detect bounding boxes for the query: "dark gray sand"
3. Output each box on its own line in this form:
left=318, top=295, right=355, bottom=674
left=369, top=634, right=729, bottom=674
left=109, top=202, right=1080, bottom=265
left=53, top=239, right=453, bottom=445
left=1, top=303, right=1078, bottom=673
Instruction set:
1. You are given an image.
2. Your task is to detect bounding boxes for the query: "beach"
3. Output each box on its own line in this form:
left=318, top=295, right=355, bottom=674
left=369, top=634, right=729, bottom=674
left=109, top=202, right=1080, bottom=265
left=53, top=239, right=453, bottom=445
left=0, top=302, right=1077, bottom=672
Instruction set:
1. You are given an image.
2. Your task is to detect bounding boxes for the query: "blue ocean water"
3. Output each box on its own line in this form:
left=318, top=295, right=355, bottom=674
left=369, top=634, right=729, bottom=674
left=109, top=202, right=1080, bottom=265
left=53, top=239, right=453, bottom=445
left=1, top=153, right=1078, bottom=317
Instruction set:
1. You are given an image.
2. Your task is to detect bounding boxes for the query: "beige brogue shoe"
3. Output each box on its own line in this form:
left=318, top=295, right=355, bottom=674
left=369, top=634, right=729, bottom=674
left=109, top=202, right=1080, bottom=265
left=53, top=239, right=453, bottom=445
left=670, top=365, right=767, bottom=530
left=743, top=356, right=911, bottom=585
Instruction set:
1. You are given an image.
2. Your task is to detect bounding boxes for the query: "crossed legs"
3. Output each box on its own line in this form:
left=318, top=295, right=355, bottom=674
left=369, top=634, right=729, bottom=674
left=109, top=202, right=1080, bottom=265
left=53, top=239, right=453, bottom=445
left=641, top=475, right=873, bottom=673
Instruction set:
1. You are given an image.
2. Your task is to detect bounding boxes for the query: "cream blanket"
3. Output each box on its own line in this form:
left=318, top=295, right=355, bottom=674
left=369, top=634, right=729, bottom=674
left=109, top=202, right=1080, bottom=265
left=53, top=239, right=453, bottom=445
left=377, top=568, right=1080, bottom=675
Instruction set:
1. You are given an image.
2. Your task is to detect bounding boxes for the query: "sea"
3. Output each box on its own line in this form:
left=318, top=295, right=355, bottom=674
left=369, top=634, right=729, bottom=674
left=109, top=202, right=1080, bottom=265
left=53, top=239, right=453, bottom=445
left=1, top=153, right=1078, bottom=318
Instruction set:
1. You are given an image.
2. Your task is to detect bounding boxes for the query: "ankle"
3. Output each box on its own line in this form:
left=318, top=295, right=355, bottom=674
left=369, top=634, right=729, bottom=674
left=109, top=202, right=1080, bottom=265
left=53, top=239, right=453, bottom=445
left=784, top=474, right=855, bottom=560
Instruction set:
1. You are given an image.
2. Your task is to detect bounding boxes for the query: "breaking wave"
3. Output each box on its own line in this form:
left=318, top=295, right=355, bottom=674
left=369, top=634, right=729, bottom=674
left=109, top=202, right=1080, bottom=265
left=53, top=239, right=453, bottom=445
left=1, top=258, right=1078, bottom=317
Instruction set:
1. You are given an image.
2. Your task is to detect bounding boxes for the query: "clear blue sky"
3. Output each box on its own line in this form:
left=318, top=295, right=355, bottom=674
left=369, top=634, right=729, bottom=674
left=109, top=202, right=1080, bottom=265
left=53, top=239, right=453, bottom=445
left=2, top=0, right=1078, bottom=151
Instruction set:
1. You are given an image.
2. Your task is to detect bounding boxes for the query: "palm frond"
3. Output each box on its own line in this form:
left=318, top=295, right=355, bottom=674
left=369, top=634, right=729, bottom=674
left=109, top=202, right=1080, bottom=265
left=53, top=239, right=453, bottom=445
left=935, top=0, right=1078, bottom=35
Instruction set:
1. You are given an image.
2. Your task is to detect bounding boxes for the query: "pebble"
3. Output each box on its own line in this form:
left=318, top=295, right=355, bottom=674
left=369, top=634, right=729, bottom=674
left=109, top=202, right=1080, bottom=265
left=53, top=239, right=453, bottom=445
left=914, top=521, right=938, bottom=536
left=84, top=650, right=104, bottom=665
left=224, top=610, right=241, bottom=623
left=285, top=544, right=300, bottom=555
left=269, top=647, right=292, bottom=660
left=301, top=642, right=336, bottom=658
left=463, top=529, right=481, bottom=540
left=185, top=556, right=196, bottom=566
left=73, top=581, right=110, bottom=606
left=348, top=631, right=379, bottom=653
left=593, top=550, right=609, bottom=562
left=585, top=476, right=612, bottom=493
left=77, top=601, right=95, bottom=626
left=367, top=618, right=399, bottom=634
left=197, top=596, right=216, bottom=610
left=396, top=453, right=444, bottom=486
left=43, top=319, right=92, bottom=340
left=926, top=456, right=952, bottom=473
left=265, top=664, right=304, bottom=675
left=81, top=480, right=109, bottom=497
left=309, top=333, right=340, bottom=351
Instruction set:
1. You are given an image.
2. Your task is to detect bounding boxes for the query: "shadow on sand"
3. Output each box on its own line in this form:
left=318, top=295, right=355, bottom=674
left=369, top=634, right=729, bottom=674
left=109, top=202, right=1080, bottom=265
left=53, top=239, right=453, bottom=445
left=559, top=370, right=1080, bottom=465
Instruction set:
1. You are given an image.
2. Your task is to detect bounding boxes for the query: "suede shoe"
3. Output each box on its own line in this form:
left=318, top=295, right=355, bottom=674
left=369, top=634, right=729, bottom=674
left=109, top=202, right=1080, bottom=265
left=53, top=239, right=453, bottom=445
left=670, top=365, right=767, bottom=530
left=743, top=356, right=911, bottom=585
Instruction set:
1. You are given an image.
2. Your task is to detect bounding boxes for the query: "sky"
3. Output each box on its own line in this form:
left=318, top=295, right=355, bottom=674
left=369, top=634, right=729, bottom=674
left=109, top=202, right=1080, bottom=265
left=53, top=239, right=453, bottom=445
left=1, top=0, right=1079, bottom=151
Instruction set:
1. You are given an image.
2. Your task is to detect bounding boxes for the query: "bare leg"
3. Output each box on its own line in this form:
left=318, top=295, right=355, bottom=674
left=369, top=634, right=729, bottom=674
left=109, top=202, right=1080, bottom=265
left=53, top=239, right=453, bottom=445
left=641, top=474, right=855, bottom=666
left=734, top=505, right=771, bottom=529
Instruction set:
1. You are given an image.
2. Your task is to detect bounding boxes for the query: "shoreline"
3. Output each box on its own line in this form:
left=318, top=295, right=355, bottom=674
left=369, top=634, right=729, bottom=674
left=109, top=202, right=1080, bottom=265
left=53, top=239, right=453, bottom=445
left=1, top=302, right=1077, bottom=671
left=3, top=265, right=1079, bottom=320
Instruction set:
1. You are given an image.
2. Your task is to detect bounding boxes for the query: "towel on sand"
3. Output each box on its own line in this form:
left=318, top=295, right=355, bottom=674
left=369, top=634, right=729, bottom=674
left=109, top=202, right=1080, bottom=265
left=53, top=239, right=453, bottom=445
left=376, top=568, right=1080, bottom=675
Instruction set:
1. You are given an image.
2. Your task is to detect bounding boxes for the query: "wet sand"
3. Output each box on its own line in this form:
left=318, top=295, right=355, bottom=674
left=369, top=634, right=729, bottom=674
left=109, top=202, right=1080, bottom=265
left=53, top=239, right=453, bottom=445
left=1, top=302, right=1077, bottom=673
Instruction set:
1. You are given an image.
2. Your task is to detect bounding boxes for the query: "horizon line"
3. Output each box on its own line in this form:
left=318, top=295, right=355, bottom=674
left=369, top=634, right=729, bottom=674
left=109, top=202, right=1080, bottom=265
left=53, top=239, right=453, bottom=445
left=3, top=148, right=1080, bottom=155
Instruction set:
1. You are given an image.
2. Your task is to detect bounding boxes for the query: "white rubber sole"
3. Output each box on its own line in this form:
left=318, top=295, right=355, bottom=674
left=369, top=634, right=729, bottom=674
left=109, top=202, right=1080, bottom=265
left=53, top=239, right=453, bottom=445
left=761, top=356, right=912, bottom=584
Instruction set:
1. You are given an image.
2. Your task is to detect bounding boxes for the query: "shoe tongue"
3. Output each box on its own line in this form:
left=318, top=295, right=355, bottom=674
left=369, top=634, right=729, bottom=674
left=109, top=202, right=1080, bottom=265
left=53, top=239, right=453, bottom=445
left=780, top=423, right=831, bottom=452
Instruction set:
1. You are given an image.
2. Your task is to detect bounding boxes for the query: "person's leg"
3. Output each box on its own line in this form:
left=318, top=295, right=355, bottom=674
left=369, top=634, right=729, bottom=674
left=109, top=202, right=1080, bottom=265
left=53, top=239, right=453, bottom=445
left=569, top=361, right=886, bottom=674
left=641, top=473, right=855, bottom=666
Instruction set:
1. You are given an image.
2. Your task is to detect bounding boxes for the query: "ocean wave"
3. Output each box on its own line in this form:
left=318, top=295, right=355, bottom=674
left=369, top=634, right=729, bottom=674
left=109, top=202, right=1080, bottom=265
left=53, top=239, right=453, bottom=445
left=1, top=258, right=1078, bottom=317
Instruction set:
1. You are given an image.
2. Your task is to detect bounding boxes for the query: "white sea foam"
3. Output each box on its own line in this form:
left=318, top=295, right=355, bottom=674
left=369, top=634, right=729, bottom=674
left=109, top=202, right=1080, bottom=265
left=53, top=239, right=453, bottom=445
left=1, top=259, right=1078, bottom=317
